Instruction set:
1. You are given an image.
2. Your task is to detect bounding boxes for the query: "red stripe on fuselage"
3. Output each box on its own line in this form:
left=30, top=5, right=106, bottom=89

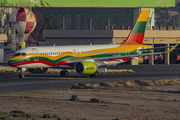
left=11, top=60, right=71, bottom=67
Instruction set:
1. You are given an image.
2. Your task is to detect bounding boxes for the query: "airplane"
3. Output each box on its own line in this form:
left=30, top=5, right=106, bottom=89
left=8, top=10, right=178, bottom=78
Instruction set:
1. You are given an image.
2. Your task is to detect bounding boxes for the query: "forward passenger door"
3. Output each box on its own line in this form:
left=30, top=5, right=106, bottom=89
left=32, top=48, right=39, bottom=61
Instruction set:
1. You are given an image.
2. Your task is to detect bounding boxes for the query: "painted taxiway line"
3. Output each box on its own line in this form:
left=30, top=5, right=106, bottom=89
left=25, top=77, right=89, bottom=79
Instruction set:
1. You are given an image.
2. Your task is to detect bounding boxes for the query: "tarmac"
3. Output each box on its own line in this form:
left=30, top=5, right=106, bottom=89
left=1, top=64, right=180, bottom=94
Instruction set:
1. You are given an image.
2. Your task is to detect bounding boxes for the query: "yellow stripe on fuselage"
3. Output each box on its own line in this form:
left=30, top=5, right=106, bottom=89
left=10, top=44, right=152, bottom=61
left=10, top=56, right=24, bottom=61
left=137, top=10, right=149, bottom=22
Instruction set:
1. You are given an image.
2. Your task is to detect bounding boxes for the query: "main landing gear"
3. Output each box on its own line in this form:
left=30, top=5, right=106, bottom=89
left=60, top=69, right=69, bottom=77
left=18, top=68, right=24, bottom=78
left=90, top=71, right=99, bottom=77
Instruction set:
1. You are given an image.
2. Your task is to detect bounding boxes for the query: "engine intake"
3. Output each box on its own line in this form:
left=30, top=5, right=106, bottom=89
left=75, top=61, right=97, bottom=74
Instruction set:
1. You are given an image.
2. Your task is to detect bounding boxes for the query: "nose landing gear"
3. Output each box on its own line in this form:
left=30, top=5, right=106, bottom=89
left=18, top=68, right=25, bottom=78
left=19, top=74, right=24, bottom=78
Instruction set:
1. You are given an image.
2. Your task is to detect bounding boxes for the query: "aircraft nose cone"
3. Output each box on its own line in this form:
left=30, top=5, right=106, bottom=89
left=8, top=60, right=13, bottom=67
left=8, top=60, right=11, bottom=66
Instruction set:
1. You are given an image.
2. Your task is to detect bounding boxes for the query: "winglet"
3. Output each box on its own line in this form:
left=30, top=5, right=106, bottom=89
left=166, top=44, right=178, bottom=53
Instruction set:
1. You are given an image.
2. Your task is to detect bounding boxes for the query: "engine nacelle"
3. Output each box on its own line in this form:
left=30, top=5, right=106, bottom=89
left=27, top=68, right=48, bottom=74
left=75, top=61, right=97, bottom=74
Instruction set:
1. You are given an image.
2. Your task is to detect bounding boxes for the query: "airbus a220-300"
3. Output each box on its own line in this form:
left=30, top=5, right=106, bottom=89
left=8, top=10, right=178, bottom=78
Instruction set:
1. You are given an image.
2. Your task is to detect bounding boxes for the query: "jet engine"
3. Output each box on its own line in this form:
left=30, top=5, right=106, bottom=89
left=75, top=61, right=97, bottom=74
left=27, top=68, right=48, bottom=74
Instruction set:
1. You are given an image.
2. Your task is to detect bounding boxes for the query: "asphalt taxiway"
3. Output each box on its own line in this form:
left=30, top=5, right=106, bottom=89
left=1, top=64, right=180, bottom=94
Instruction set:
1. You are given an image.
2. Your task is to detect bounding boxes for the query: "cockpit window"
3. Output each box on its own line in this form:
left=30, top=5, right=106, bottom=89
left=13, top=53, right=21, bottom=56
left=12, top=53, right=27, bottom=57
left=21, top=53, right=26, bottom=56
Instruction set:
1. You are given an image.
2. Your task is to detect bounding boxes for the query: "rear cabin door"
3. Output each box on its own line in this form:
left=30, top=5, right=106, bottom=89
left=73, top=49, right=76, bottom=57
left=124, top=46, right=130, bottom=55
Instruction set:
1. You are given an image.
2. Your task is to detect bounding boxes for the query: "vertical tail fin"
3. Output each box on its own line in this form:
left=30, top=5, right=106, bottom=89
left=121, top=10, right=149, bottom=44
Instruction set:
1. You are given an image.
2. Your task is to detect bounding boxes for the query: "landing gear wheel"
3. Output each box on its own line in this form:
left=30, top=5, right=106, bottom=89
left=90, top=71, right=99, bottom=77
left=18, top=68, right=24, bottom=78
left=93, top=71, right=99, bottom=77
left=60, top=71, right=64, bottom=77
left=60, top=70, right=69, bottom=77
left=19, top=74, right=24, bottom=78
left=90, top=75, right=94, bottom=77
left=64, top=71, right=69, bottom=77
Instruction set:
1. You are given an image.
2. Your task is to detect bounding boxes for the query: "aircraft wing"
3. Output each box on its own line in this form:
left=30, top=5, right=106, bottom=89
left=68, top=52, right=164, bottom=64
left=138, top=46, right=175, bottom=51
left=68, top=44, right=178, bottom=63
left=94, top=52, right=163, bottom=61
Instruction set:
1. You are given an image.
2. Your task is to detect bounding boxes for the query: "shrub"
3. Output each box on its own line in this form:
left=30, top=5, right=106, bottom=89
left=53, top=114, right=57, bottom=118
left=146, top=80, right=154, bottom=86
left=10, top=110, right=31, bottom=118
left=79, top=83, right=86, bottom=87
left=113, top=82, right=122, bottom=87
left=100, top=82, right=112, bottom=87
left=0, top=111, right=9, bottom=119
left=126, top=81, right=138, bottom=87
left=118, top=81, right=128, bottom=87
left=26, top=113, right=32, bottom=118
left=43, top=113, right=51, bottom=118
left=0, top=71, right=8, bottom=75
left=70, top=84, right=80, bottom=89
left=90, top=98, right=100, bottom=103
left=79, top=83, right=87, bottom=89
left=134, top=80, right=150, bottom=86
left=86, top=83, right=93, bottom=88
left=69, top=95, right=78, bottom=101
left=92, top=84, right=100, bottom=88
left=54, top=88, right=60, bottom=90
left=113, top=118, right=119, bottom=120
left=69, top=83, right=87, bottom=89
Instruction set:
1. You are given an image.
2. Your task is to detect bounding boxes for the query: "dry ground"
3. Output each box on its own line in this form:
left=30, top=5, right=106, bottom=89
left=0, top=65, right=134, bottom=75
left=1, top=85, right=180, bottom=120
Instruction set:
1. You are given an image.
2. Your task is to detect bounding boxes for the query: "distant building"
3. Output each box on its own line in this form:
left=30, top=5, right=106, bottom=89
left=31, top=0, right=175, bottom=31
left=0, top=34, right=9, bottom=63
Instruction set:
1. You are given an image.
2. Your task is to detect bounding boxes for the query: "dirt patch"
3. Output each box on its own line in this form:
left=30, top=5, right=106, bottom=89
left=1, top=85, right=180, bottom=120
